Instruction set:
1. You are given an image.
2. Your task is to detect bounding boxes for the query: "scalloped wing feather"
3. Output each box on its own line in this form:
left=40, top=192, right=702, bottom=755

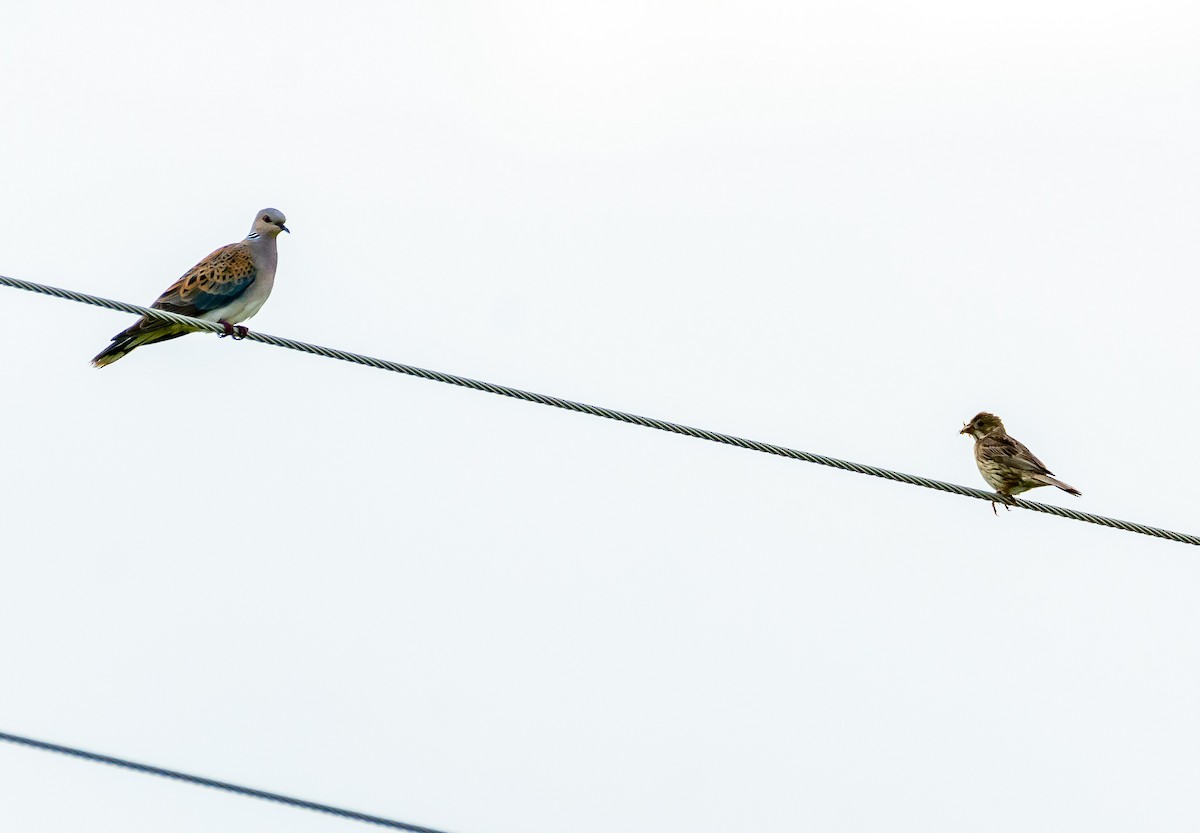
left=152, top=242, right=258, bottom=316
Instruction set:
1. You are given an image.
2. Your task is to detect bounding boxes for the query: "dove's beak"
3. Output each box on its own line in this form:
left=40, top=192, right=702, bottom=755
left=280, top=224, right=290, bottom=234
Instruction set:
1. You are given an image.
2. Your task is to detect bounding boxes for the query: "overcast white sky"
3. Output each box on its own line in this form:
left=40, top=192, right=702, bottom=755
left=2, top=2, right=1199, bottom=831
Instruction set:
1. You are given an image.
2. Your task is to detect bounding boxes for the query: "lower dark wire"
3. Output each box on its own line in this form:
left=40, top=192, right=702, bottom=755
left=0, top=730, right=457, bottom=833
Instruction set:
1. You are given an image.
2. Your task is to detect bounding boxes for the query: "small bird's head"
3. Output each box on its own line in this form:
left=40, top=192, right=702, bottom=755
left=252, top=208, right=289, bottom=236
left=960, top=411, right=1005, bottom=439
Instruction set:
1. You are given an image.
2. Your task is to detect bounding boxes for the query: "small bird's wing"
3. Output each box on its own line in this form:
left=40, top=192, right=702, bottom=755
left=150, top=242, right=258, bottom=317
left=979, top=435, right=1054, bottom=475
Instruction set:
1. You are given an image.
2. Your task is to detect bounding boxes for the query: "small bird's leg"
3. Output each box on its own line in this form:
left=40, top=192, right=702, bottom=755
left=217, top=321, right=249, bottom=340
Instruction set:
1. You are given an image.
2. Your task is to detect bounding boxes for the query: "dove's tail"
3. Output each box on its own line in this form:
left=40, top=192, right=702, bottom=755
left=91, top=319, right=192, bottom=367
left=1036, top=474, right=1081, bottom=497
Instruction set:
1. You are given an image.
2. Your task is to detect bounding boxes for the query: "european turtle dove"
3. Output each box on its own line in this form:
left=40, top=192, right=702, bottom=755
left=91, top=208, right=289, bottom=367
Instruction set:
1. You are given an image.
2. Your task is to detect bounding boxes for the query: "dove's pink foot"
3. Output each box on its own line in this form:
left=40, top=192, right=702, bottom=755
left=218, top=322, right=249, bottom=340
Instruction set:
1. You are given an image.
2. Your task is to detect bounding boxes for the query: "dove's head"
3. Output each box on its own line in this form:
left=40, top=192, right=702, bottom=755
left=960, top=411, right=1006, bottom=439
left=252, top=208, right=289, bottom=237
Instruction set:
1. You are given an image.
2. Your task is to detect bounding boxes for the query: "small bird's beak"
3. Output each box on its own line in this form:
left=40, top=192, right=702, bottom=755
left=280, top=224, right=290, bottom=234
left=959, top=424, right=971, bottom=435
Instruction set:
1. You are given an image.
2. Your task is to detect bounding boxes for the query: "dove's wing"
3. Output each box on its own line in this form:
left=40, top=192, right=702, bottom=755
left=150, top=242, right=258, bottom=317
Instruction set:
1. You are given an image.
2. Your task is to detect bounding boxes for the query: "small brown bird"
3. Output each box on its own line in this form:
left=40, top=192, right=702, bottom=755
left=960, top=412, right=1081, bottom=513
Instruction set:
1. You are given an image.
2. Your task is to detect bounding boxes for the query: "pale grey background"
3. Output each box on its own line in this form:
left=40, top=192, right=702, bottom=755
left=1, top=2, right=1198, bottom=832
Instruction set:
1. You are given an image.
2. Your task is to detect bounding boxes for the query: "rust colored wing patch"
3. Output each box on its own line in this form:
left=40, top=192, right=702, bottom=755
left=152, top=242, right=258, bottom=316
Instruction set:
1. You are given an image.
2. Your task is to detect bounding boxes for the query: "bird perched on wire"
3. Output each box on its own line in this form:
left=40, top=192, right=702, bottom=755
left=91, top=208, right=289, bottom=367
left=960, top=411, right=1081, bottom=514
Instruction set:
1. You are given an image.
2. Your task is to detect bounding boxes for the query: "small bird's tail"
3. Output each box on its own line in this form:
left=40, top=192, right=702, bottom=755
left=1037, top=474, right=1081, bottom=496
left=91, top=319, right=191, bottom=367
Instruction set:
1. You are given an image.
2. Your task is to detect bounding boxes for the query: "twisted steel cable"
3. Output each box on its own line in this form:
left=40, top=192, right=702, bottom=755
left=3, top=274, right=1196, bottom=547
left=0, top=730, right=455, bottom=833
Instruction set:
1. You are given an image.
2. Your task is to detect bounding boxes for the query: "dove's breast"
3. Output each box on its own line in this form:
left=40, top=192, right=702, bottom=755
left=226, top=271, right=276, bottom=322
left=198, top=238, right=279, bottom=324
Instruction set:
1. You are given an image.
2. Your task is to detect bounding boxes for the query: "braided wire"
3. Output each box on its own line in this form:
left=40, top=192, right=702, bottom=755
left=0, top=730, right=455, bottom=833
left=3, top=273, right=1196, bottom=547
